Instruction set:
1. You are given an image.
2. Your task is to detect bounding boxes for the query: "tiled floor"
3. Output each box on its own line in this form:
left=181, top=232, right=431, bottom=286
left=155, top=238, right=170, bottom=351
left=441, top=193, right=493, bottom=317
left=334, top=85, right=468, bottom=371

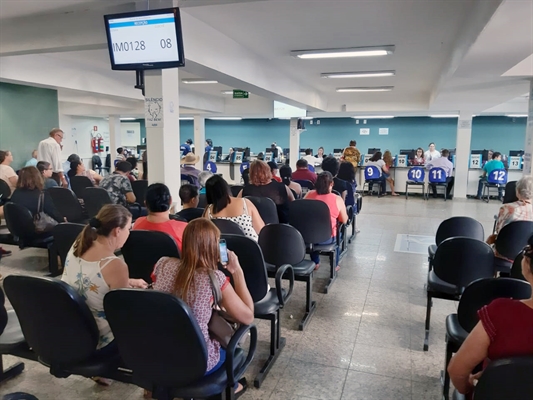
left=0, top=195, right=498, bottom=399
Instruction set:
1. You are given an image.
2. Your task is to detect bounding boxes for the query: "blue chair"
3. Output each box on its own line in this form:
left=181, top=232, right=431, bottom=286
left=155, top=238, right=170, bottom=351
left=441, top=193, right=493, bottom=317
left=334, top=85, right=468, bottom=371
left=363, top=165, right=383, bottom=196
left=483, top=169, right=507, bottom=203
left=426, top=167, right=449, bottom=201
left=180, top=174, right=196, bottom=186
left=308, top=164, right=315, bottom=173
left=405, top=167, right=425, bottom=199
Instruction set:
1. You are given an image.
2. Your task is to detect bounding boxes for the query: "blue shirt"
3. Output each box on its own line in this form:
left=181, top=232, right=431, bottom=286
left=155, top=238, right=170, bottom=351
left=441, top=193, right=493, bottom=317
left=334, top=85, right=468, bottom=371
left=483, top=159, right=505, bottom=176
left=25, top=158, right=38, bottom=167
left=205, top=145, right=212, bottom=154
left=180, top=144, right=191, bottom=156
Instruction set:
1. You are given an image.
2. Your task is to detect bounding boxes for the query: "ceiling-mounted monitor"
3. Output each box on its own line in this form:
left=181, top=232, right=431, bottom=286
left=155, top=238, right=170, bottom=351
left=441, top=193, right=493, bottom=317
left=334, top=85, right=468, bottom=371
left=104, top=8, right=185, bottom=71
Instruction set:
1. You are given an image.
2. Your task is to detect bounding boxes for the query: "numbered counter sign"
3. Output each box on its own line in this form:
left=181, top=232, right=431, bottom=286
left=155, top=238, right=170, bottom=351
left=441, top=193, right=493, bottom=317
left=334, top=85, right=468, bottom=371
left=396, top=155, right=407, bottom=168
left=363, top=154, right=373, bottom=166
left=508, top=156, right=522, bottom=170
left=204, top=161, right=217, bottom=173
left=488, top=169, right=508, bottom=185
left=469, top=154, right=482, bottom=169
left=407, top=167, right=425, bottom=182
left=234, top=151, right=244, bottom=164
left=429, top=167, right=446, bottom=183
left=240, top=162, right=250, bottom=174
left=264, top=152, right=273, bottom=163
left=209, top=151, right=218, bottom=163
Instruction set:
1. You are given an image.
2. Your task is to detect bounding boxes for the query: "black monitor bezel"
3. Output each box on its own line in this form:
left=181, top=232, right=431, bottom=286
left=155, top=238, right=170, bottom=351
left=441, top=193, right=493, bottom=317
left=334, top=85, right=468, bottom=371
left=104, top=7, right=185, bottom=71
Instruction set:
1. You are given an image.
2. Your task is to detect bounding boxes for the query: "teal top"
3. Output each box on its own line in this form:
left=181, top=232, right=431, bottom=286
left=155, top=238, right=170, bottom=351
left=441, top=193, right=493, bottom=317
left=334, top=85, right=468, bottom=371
left=25, top=158, right=38, bottom=167
left=483, top=159, right=505, bottom=175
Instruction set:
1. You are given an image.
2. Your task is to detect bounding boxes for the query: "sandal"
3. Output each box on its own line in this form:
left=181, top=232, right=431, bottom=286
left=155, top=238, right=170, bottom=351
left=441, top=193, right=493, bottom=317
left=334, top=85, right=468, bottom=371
left=91, top=377, right=113, bottom=386
left=391, top=193, right=400, bottom=196
left=314, top=264, right=320, bottom=271
left=236, top=378, right=248, bottom=399
left=335, top=265, right=341, bottom=272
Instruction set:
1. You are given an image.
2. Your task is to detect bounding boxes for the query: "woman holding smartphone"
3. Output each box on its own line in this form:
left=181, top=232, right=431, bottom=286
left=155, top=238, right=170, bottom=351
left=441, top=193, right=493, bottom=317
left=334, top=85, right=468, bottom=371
left=153, top=218, right=254, bottom=397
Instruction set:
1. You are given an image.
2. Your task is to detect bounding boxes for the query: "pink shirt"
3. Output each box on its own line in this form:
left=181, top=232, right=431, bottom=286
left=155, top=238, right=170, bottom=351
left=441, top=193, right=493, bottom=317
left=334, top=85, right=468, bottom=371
left=305, top=191, right=339, bottom=235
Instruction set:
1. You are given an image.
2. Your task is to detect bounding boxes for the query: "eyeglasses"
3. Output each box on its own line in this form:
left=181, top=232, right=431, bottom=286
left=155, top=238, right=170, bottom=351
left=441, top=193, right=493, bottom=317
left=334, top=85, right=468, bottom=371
left=55, top=134, right=64, bottom=139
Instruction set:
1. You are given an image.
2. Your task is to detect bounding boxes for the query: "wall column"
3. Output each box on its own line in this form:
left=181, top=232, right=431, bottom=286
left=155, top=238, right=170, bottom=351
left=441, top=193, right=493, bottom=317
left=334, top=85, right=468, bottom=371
left=523, top=79, right=533, bottom=176
left=108, top=115, right=121, bottom=167
left=289, top=118, right=300, bottom=171
left=194, top=116, right=205, bottom=170
left=144, top=68, right=181, bottom=200
left=454, top=111, right=473, bottom=198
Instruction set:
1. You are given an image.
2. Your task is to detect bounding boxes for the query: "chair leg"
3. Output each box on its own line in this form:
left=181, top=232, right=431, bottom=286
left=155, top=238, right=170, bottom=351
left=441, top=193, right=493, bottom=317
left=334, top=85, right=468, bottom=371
left=47, top=243, right=61, bottom=277
left=254, top=310, right=285, bottom=388
left=405, top=183, right=408, bottom=199
left=0, top=356, right=25, bottom=384
left=299, top=275, right=317, bottom=331
left=323, top=251, right=337, bottom=294
left=442, top=336, right=453, bottom=400
left=424, top=293, right=432, bottom=351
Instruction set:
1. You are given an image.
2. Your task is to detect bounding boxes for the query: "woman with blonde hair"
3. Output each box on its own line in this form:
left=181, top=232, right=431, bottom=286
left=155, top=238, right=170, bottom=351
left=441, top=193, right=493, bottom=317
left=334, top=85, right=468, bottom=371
left=382, top=150, right=399, bottom=196
left=154, top=218, right=254, bottom=396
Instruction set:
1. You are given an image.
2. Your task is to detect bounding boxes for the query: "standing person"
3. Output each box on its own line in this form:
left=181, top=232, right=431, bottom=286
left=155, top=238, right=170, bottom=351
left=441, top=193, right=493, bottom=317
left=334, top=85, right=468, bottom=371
left=424, top=143, right=441, bottom=162
left=410, top=148, right=425, bottom=166
left=476, top=152, right=505, bottom=200
left=25, top=150, right=38, bottom=167
left=37, top=128, right=67, bottom=188
left=382, top=150, right=399, bottom=196
left=180, top=139, right=193, bottom=156
left=36, top=161, right=59, bottom=190
left=426, top=149, right=454, bottom=198
left=0, top=150, right=18, bottom=194
left=341, top=140, right=361, bottom=169
left=366, top=151, right=388, bottom=195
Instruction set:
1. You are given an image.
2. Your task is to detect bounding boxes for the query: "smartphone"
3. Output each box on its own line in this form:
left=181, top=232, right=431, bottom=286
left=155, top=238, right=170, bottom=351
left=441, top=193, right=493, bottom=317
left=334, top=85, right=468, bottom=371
left=219, top=239, right=229, bottom=265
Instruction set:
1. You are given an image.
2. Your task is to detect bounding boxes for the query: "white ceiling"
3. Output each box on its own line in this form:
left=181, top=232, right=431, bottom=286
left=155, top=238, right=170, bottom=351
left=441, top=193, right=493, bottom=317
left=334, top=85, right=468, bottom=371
left=0, top=0, right=531, bottom=118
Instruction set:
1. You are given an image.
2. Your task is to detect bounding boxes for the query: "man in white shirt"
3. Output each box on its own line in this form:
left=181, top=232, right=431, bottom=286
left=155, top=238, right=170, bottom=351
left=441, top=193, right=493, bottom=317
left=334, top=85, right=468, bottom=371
left=303, top=148, right=320, bottom=166
left=424, top=142, right=441, bottom=162
left=37, top=128, right=67, bottom=187
left=426, top=149, right=454, bottom=198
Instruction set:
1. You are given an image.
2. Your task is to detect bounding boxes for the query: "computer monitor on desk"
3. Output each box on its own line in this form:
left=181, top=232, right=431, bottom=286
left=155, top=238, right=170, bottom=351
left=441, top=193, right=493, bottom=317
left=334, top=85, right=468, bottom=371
left=213, top=146, right=223, bottom=161
left=235, top=147, right=250, bottom=161
left=265, top=147, right=278, bottom=159
left=368, top=148, right=381, bottom=155
left=509, top=150, right=524, bottom=157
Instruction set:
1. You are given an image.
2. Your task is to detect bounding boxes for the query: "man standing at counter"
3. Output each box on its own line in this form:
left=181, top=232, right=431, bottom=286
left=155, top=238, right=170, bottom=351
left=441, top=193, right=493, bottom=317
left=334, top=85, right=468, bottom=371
left=476, top=152, right=505, bottom=200
left=426, top=149, right=454, bottom=198
left=424, top=143, right=441, bottom=162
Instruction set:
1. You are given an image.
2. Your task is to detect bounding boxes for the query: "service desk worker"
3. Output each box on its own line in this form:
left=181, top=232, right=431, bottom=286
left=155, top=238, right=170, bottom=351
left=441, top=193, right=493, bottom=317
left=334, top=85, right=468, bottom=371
left=476, top=152, right=505, bottom=200
left=37, top=128, right=67, bottom=188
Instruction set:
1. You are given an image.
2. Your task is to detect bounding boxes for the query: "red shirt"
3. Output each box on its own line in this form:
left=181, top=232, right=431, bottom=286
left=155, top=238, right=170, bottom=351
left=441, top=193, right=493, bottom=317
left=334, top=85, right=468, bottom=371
left=292, top=168, right=317, bottom=184
left=133, top=217, right=187, bottom=251
left=478, top=298, right=533, bottom=361
left=272, top=176, right=282, bottom=183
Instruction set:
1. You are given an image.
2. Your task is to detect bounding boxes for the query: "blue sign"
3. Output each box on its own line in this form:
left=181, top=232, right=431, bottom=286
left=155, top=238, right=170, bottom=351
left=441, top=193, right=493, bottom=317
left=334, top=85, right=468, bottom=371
left=364, top=166, right=380, bottom=180
left=429, top=167, right=446, bottom=183
left=308, top=164, right=315, bottom=173
left=240, top=162, right=250, bottom=174
left=407, top=167, right=425, bottom=182
left=204, top=161, right=217, bottom=173
left=488, top=169, right=508, bottom=185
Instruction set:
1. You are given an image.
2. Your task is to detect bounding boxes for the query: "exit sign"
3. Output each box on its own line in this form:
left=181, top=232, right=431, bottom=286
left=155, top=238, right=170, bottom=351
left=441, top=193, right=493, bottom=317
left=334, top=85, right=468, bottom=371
left=233, top=90, right=249, bottom=99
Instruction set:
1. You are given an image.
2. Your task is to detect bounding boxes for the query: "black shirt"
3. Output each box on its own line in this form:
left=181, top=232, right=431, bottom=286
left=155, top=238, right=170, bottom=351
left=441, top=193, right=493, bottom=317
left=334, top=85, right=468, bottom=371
left=242, top=180, right=290, bottom=223
left=176, top=207, right=204, bottom=222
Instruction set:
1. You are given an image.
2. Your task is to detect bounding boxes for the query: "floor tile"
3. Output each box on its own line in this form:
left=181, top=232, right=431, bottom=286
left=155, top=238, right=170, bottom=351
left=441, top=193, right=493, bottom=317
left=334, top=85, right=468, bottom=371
left=341, top=370, right=412, bottom=400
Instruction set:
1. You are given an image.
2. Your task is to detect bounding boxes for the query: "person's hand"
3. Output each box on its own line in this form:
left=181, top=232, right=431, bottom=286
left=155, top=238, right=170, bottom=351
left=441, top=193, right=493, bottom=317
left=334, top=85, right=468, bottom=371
left=224, top=250, right=243, bottom=276
left=486, top=234, right=497, bottom=245
left=61, top=179, right=68, bottom=188
left=129, top=278, right=148, bottom=289
left=468, top=371, right=482, bottom=387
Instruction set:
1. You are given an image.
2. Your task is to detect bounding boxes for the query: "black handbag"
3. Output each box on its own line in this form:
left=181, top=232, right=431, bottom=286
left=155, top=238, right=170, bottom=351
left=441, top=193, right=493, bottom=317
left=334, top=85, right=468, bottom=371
left=207, top=271, right=238, bottom=348
left=33, top=192, right=58, bottom=233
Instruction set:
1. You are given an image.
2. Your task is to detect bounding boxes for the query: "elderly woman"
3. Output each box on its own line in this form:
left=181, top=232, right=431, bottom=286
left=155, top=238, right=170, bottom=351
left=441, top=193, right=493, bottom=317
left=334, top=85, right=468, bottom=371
left=487, top=176, right=533, bottom=246
left=448, top=234, right=533, bottom=399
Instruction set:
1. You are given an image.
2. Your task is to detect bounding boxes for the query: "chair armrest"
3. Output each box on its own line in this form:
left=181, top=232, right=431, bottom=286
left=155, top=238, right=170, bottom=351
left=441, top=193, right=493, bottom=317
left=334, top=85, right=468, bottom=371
left=225, top=324, right=258, bottom=387
left=275, top=263, right=294, bottom=307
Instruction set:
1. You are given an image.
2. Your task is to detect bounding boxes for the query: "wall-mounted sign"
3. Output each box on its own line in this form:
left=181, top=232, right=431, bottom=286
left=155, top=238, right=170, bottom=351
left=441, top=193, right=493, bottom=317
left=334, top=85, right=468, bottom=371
left=469, top=154, right=482, bottom=169
left=379, top=128, right=389, bottom=135
left=360, top=128, right=370, bottom=135
left=233, top=90, right=249, bottom=99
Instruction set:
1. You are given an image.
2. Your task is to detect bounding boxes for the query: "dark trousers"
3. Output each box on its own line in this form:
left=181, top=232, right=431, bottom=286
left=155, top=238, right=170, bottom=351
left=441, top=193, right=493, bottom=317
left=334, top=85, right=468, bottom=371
left=142, top=162, right=148, bottom=180
left=368, top=176, right=387, bottom=194
left=431, top=176, right=454, bottom=197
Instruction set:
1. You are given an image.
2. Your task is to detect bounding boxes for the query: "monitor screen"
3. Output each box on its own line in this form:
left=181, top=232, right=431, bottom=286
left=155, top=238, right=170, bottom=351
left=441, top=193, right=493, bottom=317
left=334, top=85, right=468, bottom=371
left=509, top=150, right=524, bottom=157
left=368, top=148, right=381, bottom=155
left=400, top=149, right=414, bottom=155
left=333, top=148, right=343, bottom=154
left=266, top=147, right=279, bottom=158
left=104, top=8, right=185, bottom=71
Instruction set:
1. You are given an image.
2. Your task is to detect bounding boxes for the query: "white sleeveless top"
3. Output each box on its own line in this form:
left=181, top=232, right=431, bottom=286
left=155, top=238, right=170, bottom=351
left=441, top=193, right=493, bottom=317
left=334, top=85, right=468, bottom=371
left=61, top=249, right=118, bottom=349
left=207, top=198, right=258, bottom=241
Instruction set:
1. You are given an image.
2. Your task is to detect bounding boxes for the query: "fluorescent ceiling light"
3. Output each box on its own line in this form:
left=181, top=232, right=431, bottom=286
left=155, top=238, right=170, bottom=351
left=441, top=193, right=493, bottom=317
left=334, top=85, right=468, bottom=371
left=221, top=90, right=233, bottom=95
left=301, top=117, right=314, bottom=120
left=277, top=117, right=291, bottom=120
left=291, top=46, right=394, bottom=59
left=507, top=114, right=528, bottom=118
left=209, top=117, right=242, bottom=120
left=120, top=117, right=136, bottom=121
left=179, top=117, right=194, bottom=120
left=337, top=86, right=394, bottom=92
left=429, top=114, right=459, bottom=118
left=182, top=79, right=218, bottom=84
left=322, top=71, right=395, bottom=79
left=352, top=116, right=394, bottom=119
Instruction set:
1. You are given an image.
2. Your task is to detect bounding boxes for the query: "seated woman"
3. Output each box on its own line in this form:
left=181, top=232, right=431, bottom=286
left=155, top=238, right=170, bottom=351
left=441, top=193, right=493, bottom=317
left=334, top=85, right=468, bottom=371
left=153, top=218, right=254, bottom=395
left=133, top=183, right=187, bottom=251
left=238, top=160, right=294, bottom=223
left=279, top=165, right=302, bottom=199
left=0, top=150, right=18, bottom=195
left=382, top=150, right=399, bottom=196
left=36, top=161, right=59, bottom=190
left=337, top=161, right=357, bottom=207
left=9, top=166, right=64, bottom=223
left=61, top=205, right=147, bottom=384
left=410, top=147, right=425, bottom=166
left=67, top=160, right=103, bottom=186
left=448, top=235, right=533, bottom=399
left=321, top=156, right=348, bottom=201
left=204, top=175, right=264, bottom=241
left=304, top=172, right=348, bottom=271
left=366, top=151, right=389, bottom=195
left=487, top=176, right=533, bottom=257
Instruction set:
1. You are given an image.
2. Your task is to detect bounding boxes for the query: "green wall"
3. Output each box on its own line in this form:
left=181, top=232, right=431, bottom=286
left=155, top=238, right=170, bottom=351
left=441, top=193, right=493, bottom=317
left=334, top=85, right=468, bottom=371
left=0, top=82, right=59, bottom=170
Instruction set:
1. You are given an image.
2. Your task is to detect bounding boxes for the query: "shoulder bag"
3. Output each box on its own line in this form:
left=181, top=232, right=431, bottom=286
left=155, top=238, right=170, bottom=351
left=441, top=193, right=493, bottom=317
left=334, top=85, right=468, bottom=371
left=207, top=271, right=238, bottom=348
left=34, top=192, right=58, bottom=233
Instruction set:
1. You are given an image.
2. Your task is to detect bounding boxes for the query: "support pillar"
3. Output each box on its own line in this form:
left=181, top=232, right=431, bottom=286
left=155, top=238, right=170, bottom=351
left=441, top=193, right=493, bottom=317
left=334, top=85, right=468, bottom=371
left=454, top=111, right=473, bottom=199
left=523, top=79, right=533, bottom=176
left=289, top=118, right=301, bottom=171
left=194, top=116, right=205, bottom=170
left=144, top=68, right=181, bottom=200
left=109, top=115, right=121, bottom=167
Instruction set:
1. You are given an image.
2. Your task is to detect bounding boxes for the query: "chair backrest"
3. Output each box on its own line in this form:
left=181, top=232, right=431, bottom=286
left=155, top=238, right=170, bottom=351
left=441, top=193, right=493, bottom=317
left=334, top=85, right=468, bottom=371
left=83, top=187, right=113, bottom=219
left=364, top=165, right=381, bottom=180
left=0, top=178, right=11, bottom=200
left=105, top=154, right=111, bottom=169
left=198, top=193, right=207, bottom=208
left=230, top=185, right=244, bottom=197
left=289, top=199, right=332, bottom=244
left=104, top=289, right=207, bottom=387
left=91, top=155, right=102, bottom=169
left=428, top=167, right=447, bottom=183
left=435, top=216, right=485, bottom=246
left=131, top=180, right=148, bottom=204
left=457, top=277, right=531, bottom=332
left=245, top=196, right=279, bottom=225
left=222, top=234, right=270, bottom=302
left=407, top=166, right=425, bottom=182
left=308, top=164, right=315, bottom=173
left=0, top=287, right=7, bottom=336
left=293, top=180, right=314, bottom=190
left=503, top=181, right=518, bottom=204
left=3, top=202, right=38, bottom=245
left=211, top=219, right=246, bottom=235
left=258, top=224, right=306, bottom=268
left=70, top=176, right=94, bottom=199
left=121, top=230, right=180, bottom=283
left=511, top=253, right=526, bottom=281
left=474, top=356, right=533, bottom=400
left=52, top=223, right=85, bottom=268
left=433, top=237, right=494, bottom=290
left=3, top=275, right=99, bottom=366
left=180, top=174, right=196, bottom=185
left=487, top=169, right=508, bottom=185
left=495, top=221, right=533, bottom=260
left=48, top=187, right=85, bottom=222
